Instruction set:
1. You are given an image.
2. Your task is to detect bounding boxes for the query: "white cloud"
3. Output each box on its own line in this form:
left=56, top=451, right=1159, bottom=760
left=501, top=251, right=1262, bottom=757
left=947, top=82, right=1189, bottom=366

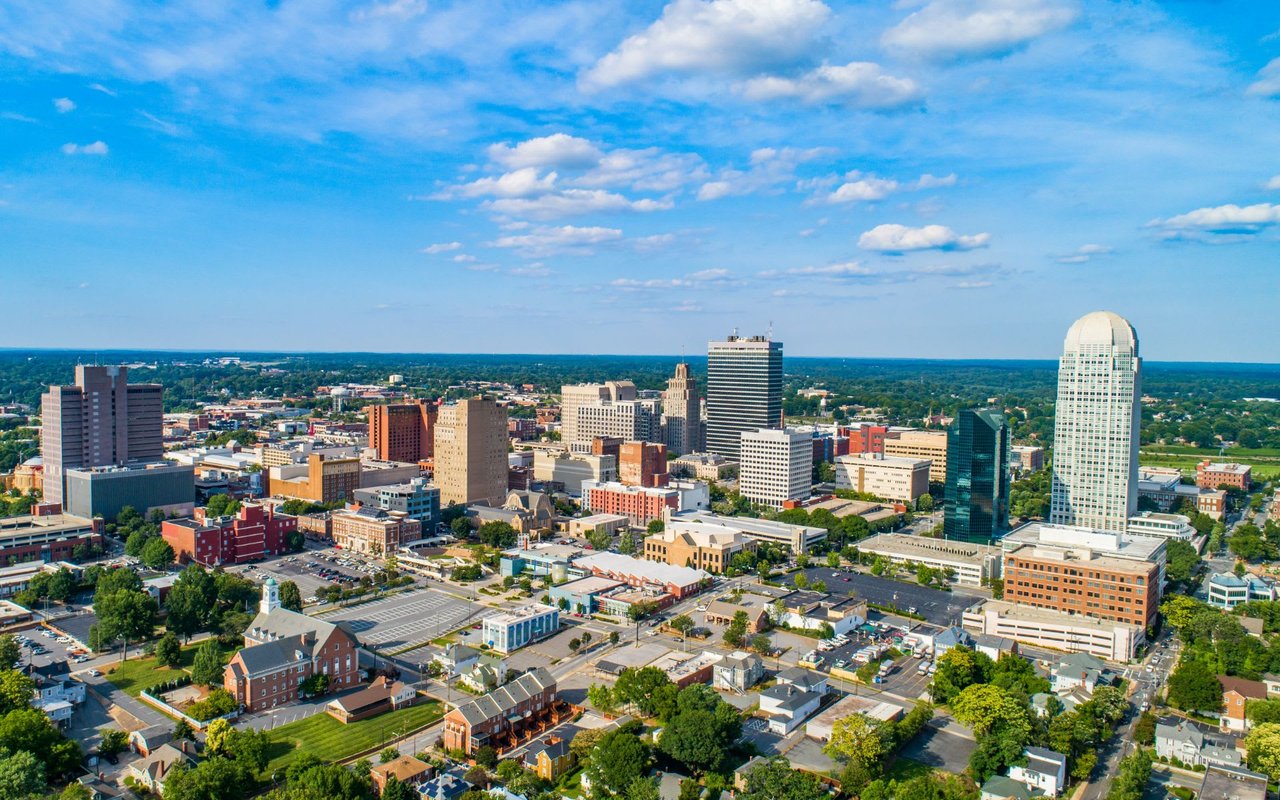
left=954, top=280, right=993, bottom=289
left=611, top=267, right=736, bottom=291
left=1266, top=175, right=1280, bottom=190
left=422, top=241, right=463, bottom=254
left=456, top=168, right=558, bottom=199
left=883, top=0, right=1077, bottom=62
left=139, top=110, right=185, bottom=137
left=577, top=149, right=708, bottom=193
left=788, top=261, right=875, bottom=276
left=490, top=225, right=624, bottom=256
left=486, top=189, right=672, bottom=220
left=827, top=173, right=900, bottom=203
left=698, top=146, right=832, bottom=201
left=452, top=254, right=477, bottom=263
left=1055, top=243, right=1113, bottom=264
left=1248, top=58, right=1280, bottom=98
left=1154, top=203, right=1280, bottom=234
left=858, top=223, right=990, bottom=252
left=583, top=0, right=831, bottom=89
left=487, top=133, right=603, bottom=170
left=53, top=97, right=75, bottom=113
left=60, top=141, right=108, bottom=155
left=740, top=61, right=923, bottom=108
left=916, top=173, right=957, bottom=189
left=510, top=264, right=552, bottom=278
left=87, top=83, right=116, bottom=97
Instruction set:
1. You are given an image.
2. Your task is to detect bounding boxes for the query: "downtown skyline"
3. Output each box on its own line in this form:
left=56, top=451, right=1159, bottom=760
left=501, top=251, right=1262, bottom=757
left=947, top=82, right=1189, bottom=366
left=3, top=0, right=1280, bottom=361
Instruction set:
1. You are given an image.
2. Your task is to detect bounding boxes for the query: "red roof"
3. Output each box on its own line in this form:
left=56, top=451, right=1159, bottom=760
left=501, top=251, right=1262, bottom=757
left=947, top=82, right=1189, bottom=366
left=1219, top=675, right=1267, bottom=700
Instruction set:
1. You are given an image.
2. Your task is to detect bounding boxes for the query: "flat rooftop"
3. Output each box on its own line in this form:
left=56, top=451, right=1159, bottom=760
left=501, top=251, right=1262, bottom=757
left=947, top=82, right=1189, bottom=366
left=557, top=576, right=625, bottom=595
left=673, top=511, right=825, bottom=540
left=483, top=605, right=558, bottom=625
left=502, top=543, right=585, bottom=561
left=808, top=693, right=904, bottom=729
left=857, top=533, right=999, bottom=564
left=0, top=514, right=97, bottom=536
left=1201, top=462, right=1251, bottom=474
left=1003, top=522, right=1164, bottom=571
left=574, top=552, right=709, bottom=586
left=969, top=599, right=1143, bottom=635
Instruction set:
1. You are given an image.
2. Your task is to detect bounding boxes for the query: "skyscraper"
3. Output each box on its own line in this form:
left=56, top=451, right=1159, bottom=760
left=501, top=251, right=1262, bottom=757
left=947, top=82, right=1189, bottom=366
left=705, top=334, right=782, bottom=460
left=367, top=400, right=436, bottom=462
left=41, top=365, right=164, bottom=509
left=1049, top=311, right=1142, bottom=533
left=739, top=428, right=812, bottom=510
left=433, top=397, right=508, bottom=507
left=662, top=362, right=703, bottom=456
left=943, top=409, right=1010, bottom=544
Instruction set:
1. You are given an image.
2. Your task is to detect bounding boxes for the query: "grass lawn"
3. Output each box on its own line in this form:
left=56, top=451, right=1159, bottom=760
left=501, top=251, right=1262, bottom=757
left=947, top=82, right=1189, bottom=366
left=1139, top=454, right=1280, bottom=482
left=885, top=757, right=935, bottom=782
left=263, top=699, right=443, bottom=773
left=104, top=640, right=233, bottom=697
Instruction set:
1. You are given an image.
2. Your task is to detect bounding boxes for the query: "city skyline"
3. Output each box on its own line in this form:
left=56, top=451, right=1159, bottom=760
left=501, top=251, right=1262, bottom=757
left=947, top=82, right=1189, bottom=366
left=4, top=1, right=1280, bottom=361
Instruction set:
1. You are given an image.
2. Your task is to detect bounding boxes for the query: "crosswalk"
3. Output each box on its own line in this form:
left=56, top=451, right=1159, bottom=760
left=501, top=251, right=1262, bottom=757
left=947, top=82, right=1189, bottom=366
left=325, top=589, right=485, bottom=649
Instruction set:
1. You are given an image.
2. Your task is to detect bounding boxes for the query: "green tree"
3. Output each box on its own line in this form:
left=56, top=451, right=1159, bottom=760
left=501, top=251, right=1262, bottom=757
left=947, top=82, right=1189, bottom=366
left=140, top=536, right=176, bottom=569
left=583, top=729, right=649, bottom=799
left=670, top=614, right=694, bottom=638
left=191, top=639, right=224, bottom=686
left=930, top=646, right=993, bottom=704
left=98, top=727, right=129, bottom=758
left=1134, top=711, right=1157, bottom=745
left=1106, top=748, right=1152, bottom=800
left=0, top=670, right=35, bottom=714
left=279, top=580, right=303, bottom=612
left=205, top=494, right=241, bottom=518
left=1164, top=539, right=1201, bottom=583
left=381, top=776, right=417, bottom=800
left=736, top=757, right=826, bottom=800
left=646, top=520, right=665, bottom=534
left=0, top=636, right=18, bottom=669
left=1166, top=660, right=1223, bottom=712
left=626, top=777, right=660, bottom=800
left=1246, top=722, right=1280, bottom=781
left=0, top=707, right=83, bottom=778
left=824, top=714, right=885, bottom=767
left=91, top=587, right=158, bottom=659
left=380, top=746, right=401, bottom=763
left=477, top=521, right=517, bottom=549
left=155, top=631, right=182, bottom=668
left=162, top=756, right=256, bottom=800
left=659, top=685, right=742, bottom=773
left=916, top=493, right=934, bottom=512
left=0, top=747, right=45, bottom=800
left=588, top=683, right=619, bottom=715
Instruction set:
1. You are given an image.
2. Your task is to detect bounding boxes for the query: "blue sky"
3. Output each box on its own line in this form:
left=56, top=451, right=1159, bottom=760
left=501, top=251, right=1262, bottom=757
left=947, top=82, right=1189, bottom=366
left=3, top=0, right=1279, bottom=361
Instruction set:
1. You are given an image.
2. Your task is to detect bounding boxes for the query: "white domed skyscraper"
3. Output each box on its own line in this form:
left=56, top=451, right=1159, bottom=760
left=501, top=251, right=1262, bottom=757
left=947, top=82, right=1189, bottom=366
left=1049, top=311, right=1142, bottom=533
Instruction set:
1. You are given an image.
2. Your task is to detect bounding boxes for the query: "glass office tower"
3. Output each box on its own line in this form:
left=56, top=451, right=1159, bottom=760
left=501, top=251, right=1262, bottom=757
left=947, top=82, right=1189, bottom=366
left=943, top=409, right=1011, bottom=544
left=705, top=335, right=783, bottom=461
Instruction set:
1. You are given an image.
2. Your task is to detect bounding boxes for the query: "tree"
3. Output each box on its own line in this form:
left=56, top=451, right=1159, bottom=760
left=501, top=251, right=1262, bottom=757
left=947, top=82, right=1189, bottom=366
left=477, top=521, right=517, bottom=549
left=588, top=683, right=619, bottom=715
left=173, top=720, right=195, bottom=741
left=569, top=638, right=581, bottom=652
left=609, top=631, right=620, bottom=645
left=930, top=646, right=993, bottom=704
left=1246, top=723, right=1280, bottom=781
left=380, top=746, right=401, bottom=763
left=951, top=684, right=1031, bottom=739
left=475, top=745, right=498, bottom=769
left=1164, top=539, right=1201, bottom=583
left=279, top=580, right=303, bottom=612
left=1166, top=659, right=1223, bottom=712
left=626, top=777, right=660, bottom=800
left=587, top=528, right=613, bottom=552
left=825, top=714, right=885, bottom=767
left=155, top=631, right=182, bottom=668
left=140, top=536, right=176, bottom=569
left=570, top=727, right=608, bottom=761
left=748, top=632, right=772, bottom=655
left=450, top=516, right=472, bottom=538
left=191, top=639, right=224, bottom=685
left=94, top=585, right=158, bottom=657
left=659, top=685, right=742, bottom=773
left=0, top=670, right=35, bottom=714
left=670, top=614, right=694, bottom=638
left=98, top=727, right=129, bottom=758
left=382, top=776, right=417, bottom=800
left=723, top=610, right=749, bottom=648
left=613, top=667, right=677, bottom=718
left=162, top=756, right=256, bottom=800
left=0, top=747, right=45, bottom=800
left=583, top=729, right=649, bottom=798
left=916, top=493, right=934, bottom=512
left=647, top=520, right=665, bottom=534
left=0, top=636, right=17, bottom=669
left=1134, top=711, right=1157, bottom=745
left=737, top=757, right=826, bottom=800
left=0, top=707, right=83, bottom=778
left=1107, top=748, right=1152, bottom=800
left=205, top=494, right=241, bottom=518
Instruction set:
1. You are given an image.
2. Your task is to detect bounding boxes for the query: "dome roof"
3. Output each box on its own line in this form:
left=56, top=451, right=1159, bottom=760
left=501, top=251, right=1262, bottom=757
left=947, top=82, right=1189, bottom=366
left=1064, top=311, right=1138, bottom=351
left=21, top=456, right=42, bottom=467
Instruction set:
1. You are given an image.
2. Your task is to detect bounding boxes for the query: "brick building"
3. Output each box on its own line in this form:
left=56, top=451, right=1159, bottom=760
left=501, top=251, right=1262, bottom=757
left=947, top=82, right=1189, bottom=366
left=841, top=424, right=889, bottom=455
left=582, top=481, right=678, bottom=526
left=223, top=579, right=360, bottom=712
left=1196, top=461, right=1252, bottom=492
left=367, top=401, right=436, bottom=463
left=442, top=667, right=558, bottom=754
left=330, top=506, right=422, bottom=556
left=161, top=502, right=297, bottom=566
left=268, top=454, right=361, bottom=504
left=619, top=441, right=668, bottom=488
left=0, top=513, right=103, bottom=565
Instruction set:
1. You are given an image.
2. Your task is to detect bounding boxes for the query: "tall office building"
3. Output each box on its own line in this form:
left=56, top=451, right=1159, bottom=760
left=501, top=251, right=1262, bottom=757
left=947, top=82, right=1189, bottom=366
left=943, top=409, right=1010, bottom=544
left=705, top=334, right=782, bottom=460
left=41, top=365, right=164, bottom=509
left=434, top=397, right=509, bottom=507
left=662, top=362, right=703, bottom=456
left=739, top=428, right=811, bottom=510
left=560, top=381, right=643, bottom=452
left=1049, top=311, right=1142, bottom=533
left=367, top=400, right=436, bottom=462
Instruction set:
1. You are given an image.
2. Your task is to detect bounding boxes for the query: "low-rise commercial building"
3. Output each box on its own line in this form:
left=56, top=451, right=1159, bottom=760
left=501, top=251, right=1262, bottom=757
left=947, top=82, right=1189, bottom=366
left=963, top=599, right=1143, bottom=661
left=481, top=605, right=561, bottom=653
left=573, top=552, right=709, bottom=599
left=1208, top=572, right=1279, bottom=609
left=643, top=522, right=755, bottom=573
left=1126, top=512, right=1194, bottom=541
left=855, top=533, right=1001, bottom=586
left=0, top=513, right=103, bottom=565
left=671, top=511, right=827, bottom=553
left=548, top=576, right=625, bottom=614
left=1198, top=765, right=1269, bottom=800
left=671, top=452, right=738, bottom=481
left=532, top=451, right=616, bottom=496
left=353, top=477, right=440, bottom=530
left=582, top=481, right=678, bottom=526
left=806, top=694, right=903, bottom=741
left=834, top=453, right=931, bottom=504
left=1010, top=445, right=1045, bottom=474
left=884, top=430, right=948, bottom=484
left=1197, top=460, right=1252, bottom=492
left=162, top=503, right=297, bottom=566
left=567, top=514, right=630, bottom=539
left=64, top=462, right=195, bottom=520
left=330, top=506, right=422, bottom=557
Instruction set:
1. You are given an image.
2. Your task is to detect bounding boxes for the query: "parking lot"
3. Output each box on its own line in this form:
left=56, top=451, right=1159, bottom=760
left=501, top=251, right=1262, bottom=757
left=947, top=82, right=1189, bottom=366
left=323, top=588, right=485, bottom=651
left=249, top=551, right=383, bottom=601
left=799, top=567, right=975, bottom=627
left=12, top=625, right=94, bottom=669
left=899, top=716, right=977, bottom=774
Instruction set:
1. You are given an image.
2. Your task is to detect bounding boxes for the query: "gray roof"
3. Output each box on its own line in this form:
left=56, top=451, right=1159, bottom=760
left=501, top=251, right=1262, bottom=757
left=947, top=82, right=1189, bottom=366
left=236, top=635, right=309, bottom=676
left=1023, top=747, right=1067, bottom=774
left=761, top=683, right=820, bottom=712
left=936, top=626, right=973, bottom=648
left=981, top=775, right=1034, bottom=800
left=776, top=666, right=825, bottom=689
left=452, top=667, right=556, bottom=727
left=975, top=634, right=1016, bottom=651
left=1054, top=652, right=1106, bottom=674
left=1157, top=721, right=1203, bottom=748
left=246, top=606, right=349, bottom=648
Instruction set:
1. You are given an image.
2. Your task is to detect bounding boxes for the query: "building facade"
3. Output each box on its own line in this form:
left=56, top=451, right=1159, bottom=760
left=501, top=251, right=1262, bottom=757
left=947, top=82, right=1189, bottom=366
left=561, top=382, right=643, bottom=453
left=854, top=532, right=1001, bottom=586
left=705, top=335, right=782, bottom=460
left=573, top=400, right=661, bottom=454
left=434, top=397, right=509, bottom=507
left=1196, top=460, right=1252, bottom=491
left=534, top=452, right=617, bottom=497
left=883, top=430, right=949, bottom=484
left=367, top=400, right=436, bottom=463
left=944, top=409, right=1010, bottom=544
left=618, top=441, right=668, bottom=488
left=663, top=362, right=704, bottom=456
left=441, top=668, right=557, bottom=754
left=352, top=477, right=440, bottom=529
left=738, top=428, right=812, bottom=509
left=1049, top=311, right=1142, bottom=533
left=582, top=481, right=678, bottom=526
left=330, top=507, right=422, bottom=556
left=643, top=524, right=755, bottom=573
left=162, top=503, right=296, bottom=566
left=481, top=605, right=560, bottom=653
left=64, top=462, right=196, bottom=520
left=40, top=365, right=164, bottom=510
left=0, top=513, right=103, bottom=565
left=268, top=454, right=361, bottom=504
left=833, top=453, right=931, bottom=503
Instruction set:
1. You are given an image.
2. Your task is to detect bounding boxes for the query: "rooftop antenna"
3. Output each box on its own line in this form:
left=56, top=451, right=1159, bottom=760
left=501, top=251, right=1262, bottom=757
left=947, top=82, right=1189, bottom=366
left=767, top=320, right=774, bottom=340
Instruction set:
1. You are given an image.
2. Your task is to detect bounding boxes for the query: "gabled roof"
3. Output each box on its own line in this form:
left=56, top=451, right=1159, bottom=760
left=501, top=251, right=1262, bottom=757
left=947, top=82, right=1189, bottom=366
left=936, top=626, right=973, bottom=648
left=451, top=667, right=556, bottom=727
left=1220, top=675, right=1267, bottom=700
left=235, top=635, right=310, bottom=676
left=1023, top=747, right=1067, bottom=775
left=776, top=666, right=825, bottom=690
left=245, top=606, right=352, bottom=649
left=524, top=737, right=570, bottom=766
left=1157, top=720, right=1203, bottom=748
left=981, top=775, right=1035, bottom=800
left=760, top=683, right=820, bottom=712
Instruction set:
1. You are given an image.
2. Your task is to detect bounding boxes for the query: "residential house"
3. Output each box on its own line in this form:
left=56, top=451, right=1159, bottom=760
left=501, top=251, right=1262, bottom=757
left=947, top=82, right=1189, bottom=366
left=713, top=651, right=764, bottom=693
left=32, top=671, right=86, bottom=723
left=460, top=654, right=508, bottom=693
left=370, top=754, right=431, bottom=794
left=770, top=591, right=868, bottom=637
left=433, top=644, right=482, bottom=677
left=524, top=736, right=574, bottom=782
left=126, top=741, right=197, bottom=796
left=1265, top=673, right=1280, bottom=698
left=325, top=676, right=416, bottom=723
left=1221, top=676, right=1268, bottom=732
left=932, top=626, right=974, bottom=659
left=223, top=578, right=360, bottom=712
left=442, top=668, right=558, bottom=754
left=974, top=634, right=1018, bottom=662
left=1007, top=747, right=1068, bottom=797
left=758, top=683, right=822, bottom=735
left=129, top=725, right=173, bottom=757
left=1155, top=720, right=1242, bottom=768
left=1051, top=653, right=1110, bottom=694
left=980, top=776, right=1035, bottom=800
left=776, top=666, right=829, bottom=696
left=704, top=599, right=769, bottom=634
left=420, top=767, right=473, bottom=800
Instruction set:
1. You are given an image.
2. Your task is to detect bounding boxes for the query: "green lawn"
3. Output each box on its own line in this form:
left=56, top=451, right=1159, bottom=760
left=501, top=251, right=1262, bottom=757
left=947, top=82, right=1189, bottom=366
left=885, top=757, right=935, bottom=782
left=104, top=640, right=233, bottom=697
left=263, top=699, right=443, bottom=773
left=1139, top=454, right=1280, bottom=482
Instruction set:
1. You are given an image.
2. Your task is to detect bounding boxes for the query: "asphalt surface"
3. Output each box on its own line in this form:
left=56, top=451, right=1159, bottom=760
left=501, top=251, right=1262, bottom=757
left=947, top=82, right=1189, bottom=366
left=322, top=588, right=487, bottom=651
left=798, top=566, right=976, bottom=626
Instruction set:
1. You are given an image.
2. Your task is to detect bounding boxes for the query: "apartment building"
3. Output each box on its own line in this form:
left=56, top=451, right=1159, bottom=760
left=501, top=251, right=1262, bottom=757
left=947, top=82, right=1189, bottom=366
left=884, top=430, right=949, bottom=484
left=434, top=397, right=508, bottom=507
left=671, top=452, right=738, bottom=481
left=366, top=400, right=436, bottom=462
left=1196, top=460, right=1252, bottom=492
left=441, top=668, right=558, bottom=754
left=833, top=452, right=931, bottom=504
left=582, top=480, right=678, bottom=526
left=330, top=506, right=422, bottom=556
left=1000, top=522, right=1166, bottom=631
left=738, top=428, right=812, bottom=510
left=162, top=502, right=296, bottom=566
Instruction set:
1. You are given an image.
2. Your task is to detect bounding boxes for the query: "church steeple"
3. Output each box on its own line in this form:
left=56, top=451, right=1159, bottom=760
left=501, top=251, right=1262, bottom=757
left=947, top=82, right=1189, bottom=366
left=260, top=577, right=280, bottom=614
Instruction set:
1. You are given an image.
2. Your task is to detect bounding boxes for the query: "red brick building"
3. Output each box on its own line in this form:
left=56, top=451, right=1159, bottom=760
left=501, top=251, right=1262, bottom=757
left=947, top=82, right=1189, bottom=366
left=583, top=481, right=678, bottom=526
left=161, top=503, right=296, bottom=566
left=0, top=513, right=103, bottom=565
left=442, top=668, right=557, bottom=754
left=1196, top=460, right=1252, bottom=492
left=367, top=400, right=436, bottom=463
left=842, top=424, right=890, bottom=455
left=619, top=441, right=668, bottom=488
left=223, top=579, right=360, bottom=712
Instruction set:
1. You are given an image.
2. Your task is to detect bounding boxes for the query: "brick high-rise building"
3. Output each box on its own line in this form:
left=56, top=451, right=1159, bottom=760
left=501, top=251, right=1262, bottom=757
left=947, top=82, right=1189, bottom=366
left=619, top=441, right=668, bottom=488
left=842, top=424, right=889, bottom=455
left=434, top=397, right=508, bottom=507
left=41, top=365, right=164, bottom=510
left=662, top=362, right=703, bottom=456
left=367, top=400, right=436, bottom=462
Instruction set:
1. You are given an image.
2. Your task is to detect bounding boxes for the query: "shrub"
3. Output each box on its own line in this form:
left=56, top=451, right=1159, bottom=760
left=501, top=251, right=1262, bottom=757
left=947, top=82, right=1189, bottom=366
left=185, top=688, right=238, bottom=721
